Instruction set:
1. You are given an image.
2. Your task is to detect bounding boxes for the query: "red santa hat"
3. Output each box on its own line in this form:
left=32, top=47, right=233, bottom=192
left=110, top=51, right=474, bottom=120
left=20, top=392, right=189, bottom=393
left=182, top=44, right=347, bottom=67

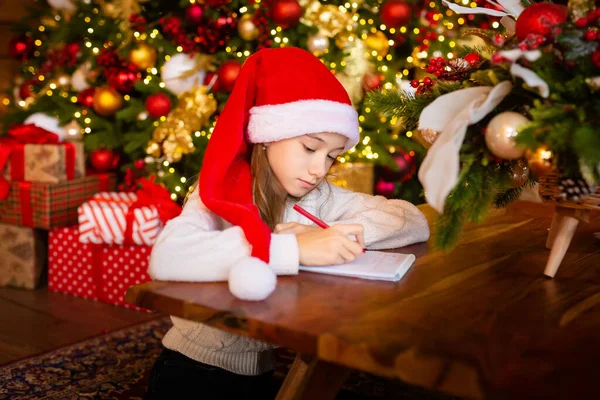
left=200, top=47, right=359, bottom=301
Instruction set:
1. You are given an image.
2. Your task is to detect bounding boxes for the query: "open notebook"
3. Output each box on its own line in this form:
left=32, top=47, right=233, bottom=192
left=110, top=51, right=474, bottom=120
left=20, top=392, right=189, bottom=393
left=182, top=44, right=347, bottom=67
left=299, top=251, right=416, bottom=282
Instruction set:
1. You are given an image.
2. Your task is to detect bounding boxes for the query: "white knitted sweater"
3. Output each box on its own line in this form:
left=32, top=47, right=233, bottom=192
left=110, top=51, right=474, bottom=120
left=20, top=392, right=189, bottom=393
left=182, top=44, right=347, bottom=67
left=148, top=181, right=430, bottom=375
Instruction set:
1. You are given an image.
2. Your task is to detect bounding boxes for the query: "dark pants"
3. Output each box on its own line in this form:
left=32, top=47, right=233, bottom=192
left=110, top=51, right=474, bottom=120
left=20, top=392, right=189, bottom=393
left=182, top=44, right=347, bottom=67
left=144, top=348, right=275, bottom=400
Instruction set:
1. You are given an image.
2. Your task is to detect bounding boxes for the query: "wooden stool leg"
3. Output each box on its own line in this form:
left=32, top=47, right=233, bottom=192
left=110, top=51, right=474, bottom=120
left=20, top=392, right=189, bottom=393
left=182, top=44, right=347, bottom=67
left=544, top=215, right=580, bottom=278
left=275, top=353, right=351, bottom=400
left=546, top=212, right=564, bottom=249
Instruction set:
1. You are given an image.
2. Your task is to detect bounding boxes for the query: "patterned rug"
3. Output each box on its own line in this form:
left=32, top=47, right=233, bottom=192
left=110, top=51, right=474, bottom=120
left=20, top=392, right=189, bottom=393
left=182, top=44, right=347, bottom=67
left=0, top=317, right=457, bottom=400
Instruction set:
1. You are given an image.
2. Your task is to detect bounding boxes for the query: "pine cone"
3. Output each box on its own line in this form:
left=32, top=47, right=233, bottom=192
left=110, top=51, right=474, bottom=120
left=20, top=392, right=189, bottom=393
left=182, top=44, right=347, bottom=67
left=558, top=176, right=595, bottom=202
left=439, top=58, right=472, bottom=81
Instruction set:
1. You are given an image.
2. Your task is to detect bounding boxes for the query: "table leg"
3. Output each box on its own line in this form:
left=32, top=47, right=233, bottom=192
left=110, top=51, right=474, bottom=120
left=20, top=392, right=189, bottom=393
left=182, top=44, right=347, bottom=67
left=275, top=353, right=351, bottom=400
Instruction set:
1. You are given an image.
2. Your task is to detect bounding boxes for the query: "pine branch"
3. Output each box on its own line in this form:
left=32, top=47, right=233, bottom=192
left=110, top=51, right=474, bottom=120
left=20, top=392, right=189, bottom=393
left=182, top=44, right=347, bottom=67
left=493, top=178, right=536, bottom=208
left=365, top=89, right=434, bottom=130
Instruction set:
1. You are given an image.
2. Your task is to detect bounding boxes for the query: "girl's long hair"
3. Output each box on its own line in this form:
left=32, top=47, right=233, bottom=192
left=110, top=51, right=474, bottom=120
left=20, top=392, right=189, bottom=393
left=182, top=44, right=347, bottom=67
left=250, top=144, right=290, bottom=230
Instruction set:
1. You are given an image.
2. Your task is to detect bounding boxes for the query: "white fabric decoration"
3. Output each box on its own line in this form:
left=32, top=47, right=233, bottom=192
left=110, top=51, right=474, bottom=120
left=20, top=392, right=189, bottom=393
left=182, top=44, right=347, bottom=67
left=417, top=81, right=513, bottom=213
left=228, top=258, right=277, bottom=301
left=510, top=63, right=549, bottom=98
left=442, top=0, right=524, bottom=19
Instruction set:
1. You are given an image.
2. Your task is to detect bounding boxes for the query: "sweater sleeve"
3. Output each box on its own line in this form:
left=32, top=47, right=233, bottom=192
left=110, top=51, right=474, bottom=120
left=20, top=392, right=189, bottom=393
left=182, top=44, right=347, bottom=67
left=148, top=187, right=299, bottom=282
left=317, top=183, right=430, bottom=250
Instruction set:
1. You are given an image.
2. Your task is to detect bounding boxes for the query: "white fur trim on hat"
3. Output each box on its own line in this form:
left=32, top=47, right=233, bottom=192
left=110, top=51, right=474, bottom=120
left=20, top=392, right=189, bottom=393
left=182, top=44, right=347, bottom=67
left=228, top=257, right=277, bottom=301
left=247, top=100, right=359, bottom=151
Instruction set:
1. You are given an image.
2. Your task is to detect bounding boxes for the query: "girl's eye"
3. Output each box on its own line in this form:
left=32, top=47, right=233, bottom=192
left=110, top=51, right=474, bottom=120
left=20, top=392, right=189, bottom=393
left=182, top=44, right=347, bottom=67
left=327, top=155, right=336, bottom=161
left=303, top=145, right=316, bottom=153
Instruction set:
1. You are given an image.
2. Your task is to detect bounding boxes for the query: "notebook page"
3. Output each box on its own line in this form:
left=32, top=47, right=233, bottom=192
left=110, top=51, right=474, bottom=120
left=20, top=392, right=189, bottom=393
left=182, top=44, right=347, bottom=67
left=299, top=251, right=415, bottom=282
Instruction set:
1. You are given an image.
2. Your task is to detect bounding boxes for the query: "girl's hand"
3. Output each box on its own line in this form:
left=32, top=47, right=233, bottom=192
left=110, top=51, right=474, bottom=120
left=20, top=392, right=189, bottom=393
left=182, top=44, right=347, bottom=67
left=296, top=224, right=365, bottom=266
left=274, top=222, right=321, bottom=235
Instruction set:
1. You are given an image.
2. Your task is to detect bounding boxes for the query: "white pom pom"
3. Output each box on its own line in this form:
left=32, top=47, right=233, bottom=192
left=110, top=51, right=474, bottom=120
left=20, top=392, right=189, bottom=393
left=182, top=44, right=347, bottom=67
left=228, top=258, right=276, bottom=301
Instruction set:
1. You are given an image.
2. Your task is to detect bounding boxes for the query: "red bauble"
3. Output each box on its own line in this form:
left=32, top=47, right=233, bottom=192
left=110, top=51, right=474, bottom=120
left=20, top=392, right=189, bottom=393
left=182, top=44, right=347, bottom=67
left=380, top=0, right=412, bottom=28
left=592, top=51, right=600, bottom=68
left=204, top=72, right=220, bottom=91
left=217, top=60, right=242, bottom=92
left=186, top=4, right=204, bottom=24
left=515, top=3, right=568, bottom=41
left=362, top=73, right=383, bottom=92
left=145, top=93, right=172, bottom=118
left=9, top=36, right=34, bottom=60
left=89, top=149, right=120, bottom=173
left=464, top=53, right=481, bottom=65
left=374, top=179, right=395, bottom=197
left=378, top=151, right=415, bottom=182
left=271, top=0, right=302, bottom=28
left=19, top=80, right=36, bottom=99
left=134, top=159, right=146, bottom=169
left=78, top=87, right=97, bottom=108
left=107, top=67, right=140, bottom=93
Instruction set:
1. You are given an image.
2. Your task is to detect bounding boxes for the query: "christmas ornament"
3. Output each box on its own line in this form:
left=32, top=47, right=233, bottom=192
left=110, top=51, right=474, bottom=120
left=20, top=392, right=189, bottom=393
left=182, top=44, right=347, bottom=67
left=413, top=129, right=439, bottom=149
left=374, top=178, right=395, bottom=197
left=302, top=2, right=351, bottom=37
left=55, top=73, right=72, bottom=89
left=216, top=60, right=242, bottom=92
left=137, top=111, right=149, bottom=121
left=335, top=31, right=356, bottom=49
left=107, top=67, right=140, bottom=93
left=464, top=53, right=481, bottom=66
left=47, top=0, right=76, bottom=12
left=378, top=150, right=415, bottom=181
left=556, top=176, right=595, bottom=202
left=78, top=87, right=96, bottom=108
left=485, top=112, right=529, bottom=160
left=362, top=73, right=382, bottom=92
left=161, top=53, right=210, bottom=96
left=128, top=43, right=158, bottom=71
left=8, top=36, right=34, bottom=60
left=380, top=0, right=412, bottom=28
left=63, top=120, right=83, bottom=141
left=24, top=113, right=65, bottom=141
left=509, top=158, right=530, bottom=188
left=147, top=86, right=217, bottom=162
left=134, top=159, right=146, bottom=169
left=365, top=31, right=389, bottom=56
left=238, top=14, right=259, bottom=41
left=307, top=33, right=330, bottom=55
left=71, top=62, right=92, bottom=91
left=19, top=80, right=35, bottom=100
left=515, top=3, right=568, bottom=41
left=90, top=149, right=120, bottom=173
left=526, top=146, right=554, bottom=177
left=145, top=93, right=172, bottom=118
left=272, top=0, right=303, bottom=28
left=93, top=86, right=124, bottom=116
left=185, top=3, right=204, bottom=24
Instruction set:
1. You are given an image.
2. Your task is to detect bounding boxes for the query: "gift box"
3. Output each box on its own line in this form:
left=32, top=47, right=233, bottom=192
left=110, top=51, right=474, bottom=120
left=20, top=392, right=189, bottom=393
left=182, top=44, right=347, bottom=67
left=0, top=174, right=116, bottom=229
left=48, top=226, right=152, bottom=311
left=0, top=223, right=47, bottom=289
left=78, top=178, right=181, bottom=245
left=0, top=124, right=85, bottom=187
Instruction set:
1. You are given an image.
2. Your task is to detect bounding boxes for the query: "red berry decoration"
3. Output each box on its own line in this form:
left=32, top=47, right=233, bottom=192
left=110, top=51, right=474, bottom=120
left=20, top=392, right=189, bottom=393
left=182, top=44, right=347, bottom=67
left=134, top=159, right=146, bottom=169
left=107, top=67, right=140, bottom=93
left=380, top=0, right=412, bottom=28
left=78, top=87, right=97, bottom=108
left=464, top=53, right=481, bottom=65
left=217, top=60, right=242, bottom=92
left=515, top=3, right=568, bottom=41
left=186, top=4, right=204, bottom=24
left=145, top=93, right=172, bottom=118
left=8, top=36, right=34, bottom=60
left=410, top=80, right=419, bottom=88
left=90, top=149, right=120, bottom=173
left=271, top=0, right=302, bottom=28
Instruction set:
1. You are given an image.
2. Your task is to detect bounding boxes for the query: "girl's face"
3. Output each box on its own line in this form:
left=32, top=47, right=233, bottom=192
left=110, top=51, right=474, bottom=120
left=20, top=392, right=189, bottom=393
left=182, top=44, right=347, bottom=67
left=265, top=132, right=348, bottom=197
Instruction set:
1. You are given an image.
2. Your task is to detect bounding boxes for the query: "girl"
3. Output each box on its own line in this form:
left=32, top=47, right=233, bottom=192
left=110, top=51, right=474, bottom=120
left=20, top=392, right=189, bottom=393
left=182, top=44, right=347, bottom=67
left=144, top=47, right=430, bottom=399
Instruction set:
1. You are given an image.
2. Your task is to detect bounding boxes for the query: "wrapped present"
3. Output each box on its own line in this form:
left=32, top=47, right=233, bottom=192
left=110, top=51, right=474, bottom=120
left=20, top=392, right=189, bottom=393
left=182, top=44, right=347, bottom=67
left=0, top=223, right=47, bottom=289
left=0, top=124, right=85, bottom=195
left=48, top=226, right=152, bottom=311
left=0, top=174, right=116, bottom=229
left=78, top=177, right=181, bottom=245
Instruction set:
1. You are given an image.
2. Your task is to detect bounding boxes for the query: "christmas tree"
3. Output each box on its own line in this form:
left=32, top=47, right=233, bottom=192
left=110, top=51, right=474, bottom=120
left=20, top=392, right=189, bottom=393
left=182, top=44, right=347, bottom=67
left=367, top=0, right=600, bottom=249
left=1, top=0, right=494, bottom=202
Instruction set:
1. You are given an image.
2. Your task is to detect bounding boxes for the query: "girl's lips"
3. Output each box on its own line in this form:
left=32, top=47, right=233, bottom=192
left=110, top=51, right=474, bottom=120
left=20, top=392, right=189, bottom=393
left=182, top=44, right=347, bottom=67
left=298, top=179, right=315, bottom=188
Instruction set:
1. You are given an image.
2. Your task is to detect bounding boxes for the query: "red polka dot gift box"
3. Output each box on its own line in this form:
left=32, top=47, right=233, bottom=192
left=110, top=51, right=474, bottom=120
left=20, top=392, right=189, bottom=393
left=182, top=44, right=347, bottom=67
left=48, top=226, right=152, bottom=311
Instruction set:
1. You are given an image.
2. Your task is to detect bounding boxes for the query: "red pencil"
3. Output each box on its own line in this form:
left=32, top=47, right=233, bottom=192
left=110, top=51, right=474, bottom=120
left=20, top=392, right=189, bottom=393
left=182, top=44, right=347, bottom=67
left=292, top=204, right=330, bottom=228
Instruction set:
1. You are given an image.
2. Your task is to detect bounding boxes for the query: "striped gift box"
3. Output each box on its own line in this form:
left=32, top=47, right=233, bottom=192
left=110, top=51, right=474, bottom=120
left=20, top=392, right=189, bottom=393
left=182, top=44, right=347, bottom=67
left=78, top=192, right=163, bottom=246
left=0, top=174, right=116, bottom=229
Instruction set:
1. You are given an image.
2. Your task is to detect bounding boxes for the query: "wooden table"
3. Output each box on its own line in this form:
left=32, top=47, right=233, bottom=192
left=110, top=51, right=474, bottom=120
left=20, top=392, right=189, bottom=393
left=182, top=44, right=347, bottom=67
left=126, top=202, right=600, bottom=399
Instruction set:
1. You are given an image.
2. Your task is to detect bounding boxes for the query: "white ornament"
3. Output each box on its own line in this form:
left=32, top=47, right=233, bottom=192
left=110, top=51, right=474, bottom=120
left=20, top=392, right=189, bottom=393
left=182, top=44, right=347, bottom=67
left=24, top=112, right=65, bottom=141
left=71, top=62, right=91, bottom=91
left=161, top=53, right=206, bottom=96
left=47, top=0, right=76, bottom=12
left=485, top=112, right=528, bottom=160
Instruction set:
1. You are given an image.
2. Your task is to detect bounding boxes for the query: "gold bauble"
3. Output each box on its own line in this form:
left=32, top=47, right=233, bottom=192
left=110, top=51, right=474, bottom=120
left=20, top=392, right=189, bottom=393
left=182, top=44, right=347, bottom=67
left=93, top=86, right=124, bottom=116
left=364, top=31, right=389, bottom=56
left=307, top=33, right=330, bottom=55
left=413, top=129, right=439, bottom=149
left=335, top=31, right=356, bottom=49
left=485, top=111, right=528, bottom=160
left=129, top=43, right=158, bottom=71
left=237, top=14, right=259, bottom=41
